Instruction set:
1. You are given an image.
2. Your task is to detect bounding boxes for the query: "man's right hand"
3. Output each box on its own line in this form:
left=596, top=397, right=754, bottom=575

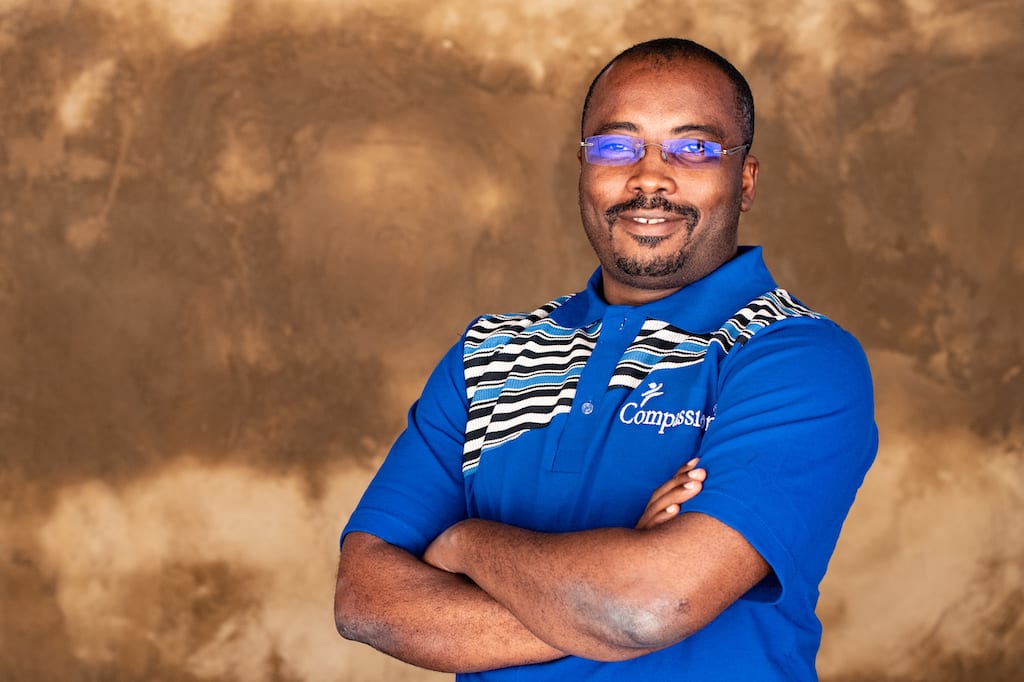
left=635, top=457, right=706, bottom=530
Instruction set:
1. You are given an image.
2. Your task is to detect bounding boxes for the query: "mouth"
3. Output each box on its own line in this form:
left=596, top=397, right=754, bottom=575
left=616, top=211, right=690, bottom=239
left=612, top=213, right=683, bottom=248
left=604, top=196, right=700, bottom=235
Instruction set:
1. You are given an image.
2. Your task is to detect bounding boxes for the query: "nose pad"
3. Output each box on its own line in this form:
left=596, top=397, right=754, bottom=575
left=638, top=142, right=670, bottom=165
left=629, top=143, right=677, bottom=194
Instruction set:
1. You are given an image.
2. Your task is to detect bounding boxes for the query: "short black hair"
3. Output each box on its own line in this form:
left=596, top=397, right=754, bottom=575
left=580, top=38, right=754, bottom=148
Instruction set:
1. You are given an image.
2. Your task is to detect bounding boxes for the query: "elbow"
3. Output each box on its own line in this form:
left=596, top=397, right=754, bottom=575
left=334, top=571, right=384, bottom=646
left=334, top=533, right=409, bottom=650
left=334, top=587, right=394, bottom=649
left=333, top=579, right=361, bottom=641
left=334, top=598, right=359, bottom=642
left=605, top=598, right=693, bottom=651
left=334, top=615, right=373, bottom=645
left=570, top=583, right=694, bottom=654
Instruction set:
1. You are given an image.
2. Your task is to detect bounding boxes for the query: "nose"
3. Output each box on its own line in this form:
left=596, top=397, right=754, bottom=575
left=628, top=144, right=678, bottom=195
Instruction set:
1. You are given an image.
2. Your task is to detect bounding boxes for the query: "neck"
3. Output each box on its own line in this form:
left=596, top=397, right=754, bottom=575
left=600, top=276, right=683, bottom=306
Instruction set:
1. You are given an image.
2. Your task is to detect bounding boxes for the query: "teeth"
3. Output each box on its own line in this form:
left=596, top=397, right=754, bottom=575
left=633, top=217, right=666, bottom=224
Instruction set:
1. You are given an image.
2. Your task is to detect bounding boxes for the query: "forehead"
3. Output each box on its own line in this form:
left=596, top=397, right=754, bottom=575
left=583, top=57, right=740, bottom=140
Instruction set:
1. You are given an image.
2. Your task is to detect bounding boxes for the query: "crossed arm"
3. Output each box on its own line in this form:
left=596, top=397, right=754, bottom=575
left=334, top=459, right=770, bottom=672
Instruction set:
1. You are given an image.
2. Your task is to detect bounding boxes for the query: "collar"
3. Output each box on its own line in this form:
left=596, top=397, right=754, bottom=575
left=552, top=246, right=778, bottom=333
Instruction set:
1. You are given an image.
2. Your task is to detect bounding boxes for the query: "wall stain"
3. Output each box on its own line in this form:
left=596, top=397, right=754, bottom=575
left=1, top=1, right=1022, bottom=680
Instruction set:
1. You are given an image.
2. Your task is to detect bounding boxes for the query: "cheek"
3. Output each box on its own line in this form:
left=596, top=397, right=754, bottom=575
left=581, top=176, right=626, bottom=219
left=691, top=178, right=741, bottom=215
left=578, top=177, right=608, bottom=216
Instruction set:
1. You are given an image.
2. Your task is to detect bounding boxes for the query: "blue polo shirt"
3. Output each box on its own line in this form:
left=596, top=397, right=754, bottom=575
left=342, top=246, right=878, bottom=681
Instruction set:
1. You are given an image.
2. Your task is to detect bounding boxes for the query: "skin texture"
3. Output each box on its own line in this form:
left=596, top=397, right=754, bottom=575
left=335, top=531, right=564, bottom=672
left=421, top=513, right=768, bottom=660
left=335, top=55, right=769, bottom=671
left=578, top=56, right=759, bottom=305
left=335, top=460, right=707, bottom=671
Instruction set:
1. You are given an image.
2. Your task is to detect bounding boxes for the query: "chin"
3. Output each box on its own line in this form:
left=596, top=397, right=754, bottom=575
left=611, top=267, right=688, bottom=292
left=612, top=252, right=689, bottom=280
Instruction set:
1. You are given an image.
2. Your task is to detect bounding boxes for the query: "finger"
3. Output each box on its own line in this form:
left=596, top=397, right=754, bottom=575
left=636, top=505, right=678, bottom=530
left=646, top=461, right=703, bottom=501
left=636, top=502, right=678, bottom=530
left=636, top=479, right=703, bottom=529
left=649, top=466, right=706, bottom=500
left=647, top=479, right=702, bottom=513
left=676, top=457, right=700, bottom=475
left=640, top=478, right=705, bottom=529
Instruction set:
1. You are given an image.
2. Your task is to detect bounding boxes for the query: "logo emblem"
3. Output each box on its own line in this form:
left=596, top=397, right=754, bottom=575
left=618, top=383, right=714, bottom=435
left=639, top=382, right=664, bottom=407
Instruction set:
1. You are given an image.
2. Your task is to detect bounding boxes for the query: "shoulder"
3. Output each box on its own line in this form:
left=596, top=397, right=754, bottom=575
left=721, top=291, right=874, bottom=407
left=464, top=294, right=577, bottom=355
left=717, top=288, right=827, bottom=348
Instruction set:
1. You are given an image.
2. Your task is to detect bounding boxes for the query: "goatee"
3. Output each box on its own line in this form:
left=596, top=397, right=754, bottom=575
left=605, top=194, right=701, bottom=278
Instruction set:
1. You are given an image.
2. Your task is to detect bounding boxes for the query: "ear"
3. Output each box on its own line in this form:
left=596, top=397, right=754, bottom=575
left=739, top=154, right=759, bottom=212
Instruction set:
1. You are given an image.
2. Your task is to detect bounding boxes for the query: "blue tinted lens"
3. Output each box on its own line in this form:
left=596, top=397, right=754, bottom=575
left=662, top=138, right=724, bottom=165
left=584, top=135, right=640, bottom=165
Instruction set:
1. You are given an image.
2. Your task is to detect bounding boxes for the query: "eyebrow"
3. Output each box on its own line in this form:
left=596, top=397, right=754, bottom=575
left=591, top=121, right=639, bottom=136
left=588, top=121, right=729, bottom=141
left=671, top=123, right=728, bottom=140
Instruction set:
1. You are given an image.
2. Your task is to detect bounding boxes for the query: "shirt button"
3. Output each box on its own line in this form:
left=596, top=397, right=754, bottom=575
left=581, top=401, right=594, bottom=415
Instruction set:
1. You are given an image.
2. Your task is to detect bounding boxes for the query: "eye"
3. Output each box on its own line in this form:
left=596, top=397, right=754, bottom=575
left=669, top=139, right=706, bottom=156
left=664, top=138, right=726, bottom=166
left=601, top=141, right=630, bottom=153
left=587, top=135, right=639, bottom=161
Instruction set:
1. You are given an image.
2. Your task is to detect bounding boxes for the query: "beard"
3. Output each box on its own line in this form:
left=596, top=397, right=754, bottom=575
left=604, top=194, right=701, bottom=279
left=615, top=248, right=687, bottom=278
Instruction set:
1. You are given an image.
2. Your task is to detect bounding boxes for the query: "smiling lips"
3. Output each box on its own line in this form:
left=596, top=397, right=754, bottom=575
left=614, top=209, right=701, bottom=242
left=618, top=214, right=680, bottom=244
left=604, top=196, right=701, bottom=232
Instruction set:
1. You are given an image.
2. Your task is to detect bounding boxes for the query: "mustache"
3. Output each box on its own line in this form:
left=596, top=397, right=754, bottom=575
left=604, top=194, right=700, bottom=226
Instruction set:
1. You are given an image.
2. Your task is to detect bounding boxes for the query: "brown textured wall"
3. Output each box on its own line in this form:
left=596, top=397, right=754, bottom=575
left=1, top=1, right=1022, bottom=680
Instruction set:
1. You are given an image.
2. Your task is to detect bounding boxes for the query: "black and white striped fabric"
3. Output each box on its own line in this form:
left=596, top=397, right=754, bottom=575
left=461, top=288, right=821, bottom=474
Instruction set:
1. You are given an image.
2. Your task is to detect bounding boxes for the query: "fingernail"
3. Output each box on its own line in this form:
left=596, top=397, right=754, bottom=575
left=684, top=481, right=699, bottom=490
left=686, top=457, right=699, bottom=466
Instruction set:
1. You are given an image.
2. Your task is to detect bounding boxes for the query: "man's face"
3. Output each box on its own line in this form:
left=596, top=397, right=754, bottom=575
left=578, top=57, right=759, bottom=305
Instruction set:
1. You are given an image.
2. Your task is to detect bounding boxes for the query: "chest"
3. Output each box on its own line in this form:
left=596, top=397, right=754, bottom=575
left=463, top=316, right=726, bottom=531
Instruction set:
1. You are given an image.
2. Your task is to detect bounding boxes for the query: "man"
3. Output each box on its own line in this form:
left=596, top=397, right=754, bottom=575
left=335, top=37, right=877, bottom=681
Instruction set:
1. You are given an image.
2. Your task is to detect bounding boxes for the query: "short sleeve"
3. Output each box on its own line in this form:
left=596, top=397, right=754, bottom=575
left=681, top=318, right=878, bottom=604
left=341, top=334, right=471, bottom=556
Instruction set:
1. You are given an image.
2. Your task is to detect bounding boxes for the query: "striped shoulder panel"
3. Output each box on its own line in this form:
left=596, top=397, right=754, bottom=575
left=462, top=295, right=597, bottom=475
left=609, top=288, right=824, bottom=390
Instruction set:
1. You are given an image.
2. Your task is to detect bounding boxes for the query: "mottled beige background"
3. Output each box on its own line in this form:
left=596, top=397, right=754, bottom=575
left=1, top=0, right=1022, bottom=680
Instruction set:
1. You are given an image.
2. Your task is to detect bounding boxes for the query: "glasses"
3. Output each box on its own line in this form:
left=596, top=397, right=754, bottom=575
left=580, top=134, right=749, bottom=169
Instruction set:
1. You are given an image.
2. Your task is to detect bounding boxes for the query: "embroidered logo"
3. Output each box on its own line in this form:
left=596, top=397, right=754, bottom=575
left=639, top=382, right=664, bottom=407
left=618, top=385, right=714, bottom=435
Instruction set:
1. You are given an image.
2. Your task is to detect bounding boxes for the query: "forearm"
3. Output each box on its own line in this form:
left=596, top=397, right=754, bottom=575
left=425, top=515, right=766, bottom=661
left=334, top=531, right=564, bottom=673
left=424, top=521, right=683, bottom=661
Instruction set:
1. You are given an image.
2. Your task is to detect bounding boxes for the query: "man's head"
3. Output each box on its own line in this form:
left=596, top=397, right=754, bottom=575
left=581, top=39, right=754, bottom=149
left=578, top=38, right=759, bottom=306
